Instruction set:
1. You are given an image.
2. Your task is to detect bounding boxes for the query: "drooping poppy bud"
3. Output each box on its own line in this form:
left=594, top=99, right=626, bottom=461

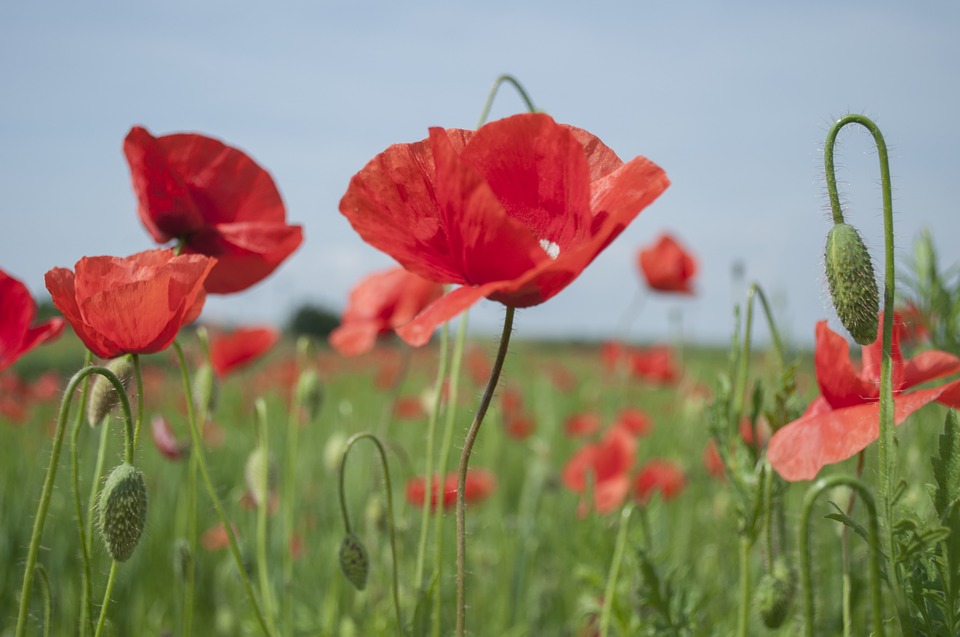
left=753, top=559, right=795, bottom=629
left=296, top=369, right=324, bottom=422
left=87, top=357, right=134, bottom=428
left=338, top=533, right=369, bottom=591
left=98, top=463, right=148, bottom=562
left=824, top=223, right=879, bottom=345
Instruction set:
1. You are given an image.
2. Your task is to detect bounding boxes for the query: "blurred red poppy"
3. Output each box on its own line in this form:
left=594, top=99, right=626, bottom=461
left=124, top=126, right=302, bottom=294
left=629, top=346, right=679, bottom=384
left=703, top=440, right=725, bottom=480
left=340, top=113, right=669, bottom=346
left=504, top=413, right=536, bottom=440
left=634, top=459, right=686, bottom=504
left=600, top=341, right=627, bottom=373
left=150, top=414, right=189, bottom=461
left=393, top=396, right=425, bottom=420
left=614, top=408, right=652, bottom=437
left=45, top=249, right=214, bottom=359
left=768, top=317, right=960, bottom=481
left=562, top=425, right=636, bottom=515
left=500, top=385, right=524, bottom=414
left=565, top=411, right=602, bottom=438
left=0, top=268, right=65, bottom=370
left=637, top=233, right=697, bottom=294
left=897, top=301, right=929, bottom=346
left=201, top=522, right=239, bottom=551
left=209, top=326, right=280, bottom=377
left=329, top=268, right=444, bottom=356
left=406, top=469, right=496, bottom=511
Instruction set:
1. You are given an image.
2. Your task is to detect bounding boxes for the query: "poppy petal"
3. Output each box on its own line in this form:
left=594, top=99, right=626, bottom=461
left=395, top=282, right=503, bottom=347
left=902, top=350, right=960, bottom=389
left=815, top=321, right=879, bottom=408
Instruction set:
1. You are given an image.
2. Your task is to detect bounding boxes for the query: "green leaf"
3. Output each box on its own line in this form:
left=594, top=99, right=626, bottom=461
left=825, top=501, right=869, bottom=544
left=932, top=410, right=960, bottom=519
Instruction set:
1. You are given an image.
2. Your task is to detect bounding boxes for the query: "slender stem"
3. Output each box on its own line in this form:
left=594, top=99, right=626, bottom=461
left=456, top=305, right=516, bottom=637
left=799, top=475, right=883, bottom=637
left=34, top=565, right=51, bottom=637
left=254, top=399, right=278, bottom=635
left=70, top=352, right=94, bottom=637
left=476, top=74, right=537, bottom=127
left=337, top=432, right=404, bottom=635
left=131, top=354, right=144, bottom=454
left=748, top=284, right=787, bottom=371
left=93, top=561, right=118, bottom=637
left=599, top=505, right=633, bottom=637
left=172, top=341, right=273, bottom=637
left=736, top=535, right=752, bottom=637
left=15, top=365, right=132, bottom=637
left=379, top=344, right=412, bottom=435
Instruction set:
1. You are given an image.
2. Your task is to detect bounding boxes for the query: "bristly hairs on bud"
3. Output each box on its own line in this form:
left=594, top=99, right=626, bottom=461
left=192, top=362, right=219, bottom=416
left=87, top=356, right=134, bottom=427
left=825, top=222, right=879, bottom=345
left=338, top=533, right=369, bottom=591
left=754, top=558, right=795, bottom=629
left=98, top=463, right=147, bottom=562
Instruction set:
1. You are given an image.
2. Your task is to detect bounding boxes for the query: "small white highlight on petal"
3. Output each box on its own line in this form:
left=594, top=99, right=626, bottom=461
left=539, top=239, right=560, bottom=260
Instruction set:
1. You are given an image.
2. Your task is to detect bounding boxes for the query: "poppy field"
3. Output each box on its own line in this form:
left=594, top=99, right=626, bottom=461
left=2, top=76, right=960, bottom=637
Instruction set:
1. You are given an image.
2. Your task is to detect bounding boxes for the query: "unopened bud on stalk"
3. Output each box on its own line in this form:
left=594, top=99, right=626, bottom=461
left=98, top=463, right=148, bottom=562
left=244, top=447, right=276, bottom=508
left=825, top=223, right=879, bottom=345
left=296, top=369, right=324, bottom=422
left=754, top=558, right=795, bottom=629
left=87, top=356, right=134, bottom=427
left=192, top=363, right=219, bottom=415
left=338, top=533, right=369, bottom=591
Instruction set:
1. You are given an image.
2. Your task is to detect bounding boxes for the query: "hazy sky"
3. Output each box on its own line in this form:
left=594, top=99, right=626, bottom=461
left=2, top=2, right=957, bottom=346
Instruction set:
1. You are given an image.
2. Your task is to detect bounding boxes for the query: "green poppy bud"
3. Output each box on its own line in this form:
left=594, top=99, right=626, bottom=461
left=87, top=356, right=134, bottom=427
left=192, top=363, right=219, bottom=415
left=754, top=559, right=795, bottom=629
left=825, top=223, right=879, bottom=345
left=244, top=447, right=275, bottom=508
left=338, top=533, right=369, bottom=591
left=296, top=369, right=324, bottom=422
left=98, top=463, right=148, bottom=562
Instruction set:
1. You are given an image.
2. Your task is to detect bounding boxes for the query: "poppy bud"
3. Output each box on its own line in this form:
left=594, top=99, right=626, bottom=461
left=173, top=538, right=192, bottom=581
left=87, top=356, right=134, bottom=427
left=754, top=559, right=795, bottom=629
left=824, top=223, right=879, bottom=345
left=296, top=369, right=324, bottom=422
left=244, top=447, right=275, bottom=508
left=192, top=363, right=219, bottom=415
left=338, top=533, right=369, bottom=591
left=98, top=463, right=148, bottom=562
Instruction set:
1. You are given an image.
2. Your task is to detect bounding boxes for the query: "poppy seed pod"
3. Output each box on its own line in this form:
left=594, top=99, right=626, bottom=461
left=98, top=463, right=148, bottom=562
left=824, top=223, right=879, bottom=345
left=87, top=357, right=134, bottom=427
left=753, top=559, right=795, bottom=629
left=338, top=533, right=369, bottom=591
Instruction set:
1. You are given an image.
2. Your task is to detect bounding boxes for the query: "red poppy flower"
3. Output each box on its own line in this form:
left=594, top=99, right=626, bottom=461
left=329, top=267, right=444, bottom=356
left=703, top=440, right=725, bottom=480
left=768, top=318, right=960, bottom=481
left=600, top=340, right=627, bottom=373
left=562, top=425, right=637, bottom=515
left=45, top=249, right=215, bottom=359
left=504, top=412, right=536, bottom=440
left=634, top=459, right=686, bottom=504
left=405, top=469, right=496, bottom=511
left=614, top=408, right=652, bottom=437
left=0, top=268, right=65, bottom=370
left=394, top=396, right=426, bottom=420
left=565, top=411, right=602, bottom=438
left=209, top=326, right=280, bottom=377
left=500, top=385, right=524, bottom=414
left=150, top=414, right=188, bottom=461
left=637, top=233, right=697, bottom=294
left=629, top=346, right=679, bottom=384
left=340, top=113, right=669, bottom=346
left=124, top=126, right=303, bottom=294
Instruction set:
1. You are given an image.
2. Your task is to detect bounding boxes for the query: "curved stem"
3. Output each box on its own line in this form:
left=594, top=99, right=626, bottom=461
left=476, top=74, right=538, bottom=127
left=172, top=341, right=273, bottom=637
left=15, top=365, right=133, bottom=637
left=599, top=505, right=633, bottom=637
left=93, top=561, right=118, bottom=637
left=338, top=432, right=404, bottom=635
left=799, top=475, right=883, bottom=637
left=456, top=305, right=516, bottom=637
left=131, top=354, right=144, bottom=454
left=254, top=399, right=278, bottom=635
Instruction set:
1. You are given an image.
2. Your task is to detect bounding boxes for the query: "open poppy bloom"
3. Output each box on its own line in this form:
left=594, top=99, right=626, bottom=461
left=124, top=126, right=303, bottom=294
left=45, top=249, right=215, bottom=359
left=564, top=410, right=602, bottom=438
left=340, top=113, right=669, bottom=346
left=209, top=326, right=280, bottom=377
left=634, top=459, right=686, bottom=504
left=614, top=408, right=653, bottom=437
left=768, top=317, right=960, bottom=481
left=629, top=345, right=679, bottom=384
left=329, top=267, right=444, bottom=356
left=0, top=268, right=65, bottom=370
left=562, top=425, right=637, bottom=515
left=405, top=469, right=496, bottom=511
left=637, top=233, right=697, bottom=294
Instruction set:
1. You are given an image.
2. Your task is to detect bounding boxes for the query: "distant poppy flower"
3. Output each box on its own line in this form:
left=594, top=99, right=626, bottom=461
left=394, top=396, right=425, bottom=420
left=549, top=365, right=577, bottom=392
left=504, top=413, right=536, bottom=440
left=500, top=385, right=524, bottom=414
left=329, top=268, right=444, bottom=356
left=565, top=411, right=602, bottom=438
left=629, top=346, right=679, bottom=384
left=0, top=268, right=65, bottom=370
left=637, top=233, right=697, bottom=294
left=634, top=459, right=686, bottom=504
left=768, top=317, right=960, bottom=481
left=406, top=469, right=496, bottom=511
left=562, top=425, right=637, bottom=515
left=614, top=408, right=652, bottom=437
left=209, top=326, right=280, bottom=377
left=45, top=249, right=215, bottom=359
left=340, top=112, right=669, bottom=346
left=124, top=126, right=303, bottom=294
left=465, top=345, right=493, bottom=386
left=150, top=414, right=189, bottom=461
left=703, top=440, right=725, bottom=480
left=600, top=341, right=627, bottom=373
left=201, top=522, right=239, bottom=551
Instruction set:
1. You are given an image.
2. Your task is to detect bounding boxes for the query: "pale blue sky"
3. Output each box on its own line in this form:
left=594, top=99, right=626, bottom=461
left=2, top=2, right=958, bottom=345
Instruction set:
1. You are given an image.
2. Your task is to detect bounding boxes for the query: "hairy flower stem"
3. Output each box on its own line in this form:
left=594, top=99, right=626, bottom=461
left=34, top=565, right=51, bottom=637
left=824, top=115, right=910, bottom=634
left=131, top=354, right=144, bottom=450
left=15, top=365, right=133, bottom=637
left=93, top=561, right=119, bottom=637
left=476, top=74, right=537, bottom=126
left=456, top=306, right=516, bottom=637
left=337, top=432, right=404, bottom=635
left=800, top=475, right=883, bottom=637
left=736, top=535, right=753, bottom=637
left=600, top=505, right=634, bottom=637
left=69, top=352, right=94, bottom=637
left=173, top=341, right=273, bottom=637
left=255, top=399, right=279, bottom=635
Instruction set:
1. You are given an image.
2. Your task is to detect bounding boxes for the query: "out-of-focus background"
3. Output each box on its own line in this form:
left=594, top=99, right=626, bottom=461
left=2, top=1, right=957, bottom=345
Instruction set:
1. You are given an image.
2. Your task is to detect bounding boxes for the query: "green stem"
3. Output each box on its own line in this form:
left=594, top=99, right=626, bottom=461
left=337, top=432, right=404, bottom=635
left=254, top=399, right=278, bottom=635
left=799, top=475, right=883, bottom=637
left=599, top=505, right=633, bottom=637
left=131, top=354, right=144, bottom=454
left=456, top=305, right=516, bottom=637
left=172, top=341, right=273, bottom=637
left=824, top=114, right=909, bottom=635
left=70, top=353, right=94, bottom=637
left=93, top=561, right=118, bottom=637
left=476, top=74, right=537, bottom=127
left=35, top=565, right=51, bottom=637
left=15, top=365, right=133, bottom=637
left=736, top=534, right=752, bottom=637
